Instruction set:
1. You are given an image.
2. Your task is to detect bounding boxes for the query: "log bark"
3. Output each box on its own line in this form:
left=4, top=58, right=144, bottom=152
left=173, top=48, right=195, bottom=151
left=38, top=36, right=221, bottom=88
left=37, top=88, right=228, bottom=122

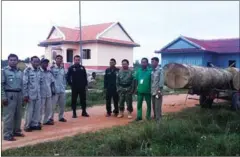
left=233, top=71, right=240, bottom=90
left=163, top=63, right=233, bottom=91
left=226, top=67, right=239, bottom=77
left=226, top=67, right=240, bottom=90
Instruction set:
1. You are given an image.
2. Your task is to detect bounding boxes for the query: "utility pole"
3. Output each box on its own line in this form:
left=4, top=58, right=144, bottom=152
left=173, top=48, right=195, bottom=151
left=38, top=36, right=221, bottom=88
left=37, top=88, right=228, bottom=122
left=79, top=0, right=83, bottom=65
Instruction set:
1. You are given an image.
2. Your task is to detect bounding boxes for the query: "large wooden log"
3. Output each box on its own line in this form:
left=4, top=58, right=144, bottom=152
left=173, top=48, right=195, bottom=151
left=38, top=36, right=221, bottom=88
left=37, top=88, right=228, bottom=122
left=226, top=67, right=240, bottom=90
left=163, top=63, right=233, bottom=91
left=233, top=72, right=240, bottom=90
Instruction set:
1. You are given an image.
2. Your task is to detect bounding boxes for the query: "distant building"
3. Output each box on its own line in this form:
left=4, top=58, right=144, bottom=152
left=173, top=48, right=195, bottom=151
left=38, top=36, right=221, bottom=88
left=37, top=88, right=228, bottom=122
left=156, top=36, right=240, bottom=68
left=38, top=22, right=140, bottom=70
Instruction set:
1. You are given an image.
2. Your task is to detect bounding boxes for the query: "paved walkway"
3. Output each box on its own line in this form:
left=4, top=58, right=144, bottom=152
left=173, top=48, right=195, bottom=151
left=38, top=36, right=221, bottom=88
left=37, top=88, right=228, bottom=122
left=2, top=94, right=199, bottom=151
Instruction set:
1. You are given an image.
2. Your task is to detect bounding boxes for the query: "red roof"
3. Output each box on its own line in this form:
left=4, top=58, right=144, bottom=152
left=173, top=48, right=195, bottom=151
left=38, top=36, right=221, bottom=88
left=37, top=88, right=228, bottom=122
left=39, top=22, right=140, bottom=47
left=160, top=36, right=240, bottom=54
left=184, top=36, right=240, bottom=53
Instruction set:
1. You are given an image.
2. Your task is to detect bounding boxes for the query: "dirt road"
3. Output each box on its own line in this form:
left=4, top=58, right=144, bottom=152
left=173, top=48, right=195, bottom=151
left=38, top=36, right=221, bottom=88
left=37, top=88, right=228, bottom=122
left=2, top=94, right=199, bottom=151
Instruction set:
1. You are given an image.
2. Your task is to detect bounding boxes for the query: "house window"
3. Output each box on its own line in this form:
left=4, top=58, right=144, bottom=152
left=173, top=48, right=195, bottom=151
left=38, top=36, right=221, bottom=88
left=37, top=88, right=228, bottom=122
left=229, top=60, right=236, bottom=67
left=207, top=62, right=212, bottom=67
left=82, top=49, right=91, bottom=59
left=67, top=49, right=73, bottom=63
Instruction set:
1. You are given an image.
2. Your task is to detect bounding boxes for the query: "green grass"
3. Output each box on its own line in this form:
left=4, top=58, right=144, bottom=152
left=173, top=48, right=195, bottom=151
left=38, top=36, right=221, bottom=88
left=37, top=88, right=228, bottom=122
left=3, top=105, right=240, bottom=156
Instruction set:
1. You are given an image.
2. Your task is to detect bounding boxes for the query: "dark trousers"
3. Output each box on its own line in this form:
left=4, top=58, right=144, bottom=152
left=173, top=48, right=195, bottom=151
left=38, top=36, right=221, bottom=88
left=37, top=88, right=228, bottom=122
left=71, top=89, right=87, bottom=113
left=106, top=89, right=119, bottom=114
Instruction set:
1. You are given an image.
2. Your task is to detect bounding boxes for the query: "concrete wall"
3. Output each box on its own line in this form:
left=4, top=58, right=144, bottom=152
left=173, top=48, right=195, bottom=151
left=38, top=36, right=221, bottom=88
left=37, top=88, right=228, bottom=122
left=45, top=46, right=64, bottom=64
left=45, top=43, right=99, bottom=66
left=96, top=43, right=134, bottom=67
left=75, top=43, right=98, bottom=66
left=100, top=24, right=132, bottom=42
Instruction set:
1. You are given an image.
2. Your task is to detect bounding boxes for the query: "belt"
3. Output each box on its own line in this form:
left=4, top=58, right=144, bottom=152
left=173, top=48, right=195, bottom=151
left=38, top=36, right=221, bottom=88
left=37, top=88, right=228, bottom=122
left=119, top=84, right=131, bottom=88
left=5, top=89, right=21, bottom=93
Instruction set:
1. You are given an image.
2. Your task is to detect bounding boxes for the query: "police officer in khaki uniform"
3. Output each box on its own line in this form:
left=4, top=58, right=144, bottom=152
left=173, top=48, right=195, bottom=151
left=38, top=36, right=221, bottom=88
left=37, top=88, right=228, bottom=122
left=23, top=56, right=42, bottom=132
left=2, top=54, right=25, bottom=141
left=40, top=58, right=56, bottom=125
left=151, top=57, right=164, bottom=121
left=50, top=55, right=67, bottom=122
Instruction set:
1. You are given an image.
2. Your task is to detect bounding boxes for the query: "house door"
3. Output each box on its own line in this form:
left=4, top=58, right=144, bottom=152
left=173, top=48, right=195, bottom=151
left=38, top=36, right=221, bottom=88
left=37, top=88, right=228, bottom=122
left=67, top=49, right=73, bottom=63
left=229, top=60, right=236, bottom=67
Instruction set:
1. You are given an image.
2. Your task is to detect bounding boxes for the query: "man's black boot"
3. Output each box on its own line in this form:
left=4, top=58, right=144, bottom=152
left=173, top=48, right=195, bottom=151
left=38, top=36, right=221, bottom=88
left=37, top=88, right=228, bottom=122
left=72, top=111, right=77, bottom=118
left=82, top=111, right=89, bottom=117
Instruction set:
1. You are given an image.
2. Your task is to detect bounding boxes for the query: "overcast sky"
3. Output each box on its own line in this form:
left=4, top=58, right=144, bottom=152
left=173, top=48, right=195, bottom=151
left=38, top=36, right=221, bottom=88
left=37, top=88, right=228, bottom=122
left=2, top=1, right=239, bottom=61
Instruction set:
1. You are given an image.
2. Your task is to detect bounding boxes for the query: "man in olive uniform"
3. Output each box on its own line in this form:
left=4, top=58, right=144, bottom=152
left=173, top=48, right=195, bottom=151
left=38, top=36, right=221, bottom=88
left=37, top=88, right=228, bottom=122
left=67, top=55, right=89, bottom=118
left=40, top=58, right=55, bottom=125
left=134, top=58, right=152, bottom=121
left=23, top=56, right=42, bottom=131
left=116, top=59, right=134, bottom=119
left=50, top=55, right=67, bottom=122
left=2, top=54, right=25, bottom=141
left=104, top=58, right=119, bottom=117
left=151, top=57, right=164, bottom=121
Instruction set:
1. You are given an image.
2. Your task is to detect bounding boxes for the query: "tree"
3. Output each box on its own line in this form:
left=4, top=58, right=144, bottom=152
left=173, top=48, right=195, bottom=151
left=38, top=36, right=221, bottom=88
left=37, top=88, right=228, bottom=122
left=133, top=60, right=140, bottom=69
left=1, top=60, right=8, bottom=68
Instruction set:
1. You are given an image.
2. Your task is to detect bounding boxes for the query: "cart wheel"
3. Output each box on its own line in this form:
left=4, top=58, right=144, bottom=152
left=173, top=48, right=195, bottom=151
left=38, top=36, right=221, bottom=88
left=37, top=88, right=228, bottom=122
left=200, top=94, right=213, bottom=108
left=232, top=93, right=240, bottom=111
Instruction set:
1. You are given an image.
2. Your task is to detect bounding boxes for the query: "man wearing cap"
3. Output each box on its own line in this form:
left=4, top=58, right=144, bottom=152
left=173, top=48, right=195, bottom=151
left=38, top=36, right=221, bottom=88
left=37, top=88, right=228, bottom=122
left=40, top=58, right=56, bottom=125
left=2, top=54, right=25, bottom=141
left=23, top=56, right=42, bottom=132
left=50, top=55, right=67, bottom=122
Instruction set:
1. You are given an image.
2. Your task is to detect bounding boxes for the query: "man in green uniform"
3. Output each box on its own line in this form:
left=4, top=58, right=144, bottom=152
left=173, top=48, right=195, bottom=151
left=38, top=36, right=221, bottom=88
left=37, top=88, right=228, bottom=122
left=2, top=54, right=25, bottom=141
left=134, top=58, right=152, bottom=121
left=116, top=59, right=134, bottom=119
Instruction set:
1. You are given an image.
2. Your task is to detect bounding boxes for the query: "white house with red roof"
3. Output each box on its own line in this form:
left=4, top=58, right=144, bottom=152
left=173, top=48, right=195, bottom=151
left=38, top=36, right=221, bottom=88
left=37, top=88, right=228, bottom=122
left=157, top=35, right=240, bottom=68
left=38, top=22, right=140, bottom=70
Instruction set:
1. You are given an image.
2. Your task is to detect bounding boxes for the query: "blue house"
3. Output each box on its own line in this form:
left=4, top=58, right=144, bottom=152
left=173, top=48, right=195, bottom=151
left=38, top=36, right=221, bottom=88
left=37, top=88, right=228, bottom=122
left=157, top=36, right=240, bottom=68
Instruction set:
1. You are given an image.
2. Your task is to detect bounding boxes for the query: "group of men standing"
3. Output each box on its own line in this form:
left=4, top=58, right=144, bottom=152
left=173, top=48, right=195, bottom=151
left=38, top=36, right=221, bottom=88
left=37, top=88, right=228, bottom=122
left=2, top=53, right=163, bottom=142
left=2, top=54, right=69, bottom=141
left=104, top=57, right=164, bottom=121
